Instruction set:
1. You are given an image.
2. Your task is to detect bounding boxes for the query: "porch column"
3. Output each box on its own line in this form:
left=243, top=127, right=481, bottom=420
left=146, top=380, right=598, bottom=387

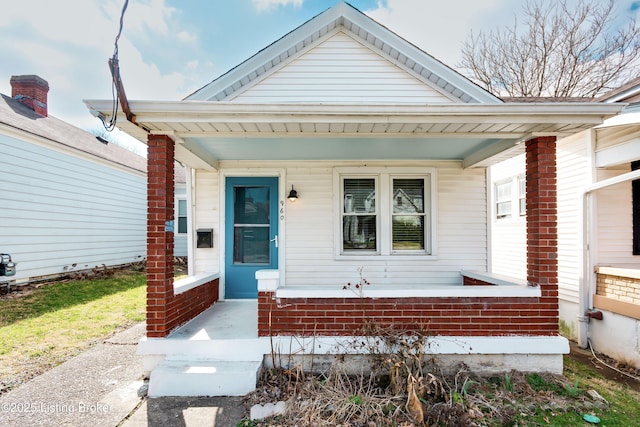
left=526, top=136, right=559, bottom=334
left=147, top=134, right=176, bottom=338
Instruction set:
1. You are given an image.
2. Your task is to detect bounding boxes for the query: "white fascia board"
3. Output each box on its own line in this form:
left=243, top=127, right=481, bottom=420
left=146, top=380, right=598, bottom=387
left=595, top=138, right=640, bottom=168
left=85, top=100, right=624, bottom=124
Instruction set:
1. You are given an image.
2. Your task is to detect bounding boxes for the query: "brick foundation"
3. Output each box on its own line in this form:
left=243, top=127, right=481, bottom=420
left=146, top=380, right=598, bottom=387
left=596, top=273, right=640, bottom=305
left=146, top=134, right=217, bottom=337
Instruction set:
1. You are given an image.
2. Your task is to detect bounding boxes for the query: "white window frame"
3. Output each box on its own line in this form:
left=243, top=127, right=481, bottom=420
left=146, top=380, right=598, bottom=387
left=176, top=198, right=188, bottom=234
left=495, top=179, right=512, bottom=220
left=494, top=175, right=526, bottom=221
left=334, top=167, right=437, bottom=259
left=518, top=174, right=526, bottom=217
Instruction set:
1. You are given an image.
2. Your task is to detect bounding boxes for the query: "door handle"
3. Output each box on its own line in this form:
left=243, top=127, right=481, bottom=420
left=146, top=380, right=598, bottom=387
left=270, top=235, right=278, bottom=248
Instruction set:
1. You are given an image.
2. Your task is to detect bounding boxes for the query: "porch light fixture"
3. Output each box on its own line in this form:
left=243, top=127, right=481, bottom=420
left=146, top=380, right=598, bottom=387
left=288, top=185, right=298, bottom=202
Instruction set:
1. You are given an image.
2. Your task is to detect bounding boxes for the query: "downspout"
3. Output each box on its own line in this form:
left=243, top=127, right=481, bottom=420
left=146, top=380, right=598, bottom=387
left=579, top=165, right=640, bottom=348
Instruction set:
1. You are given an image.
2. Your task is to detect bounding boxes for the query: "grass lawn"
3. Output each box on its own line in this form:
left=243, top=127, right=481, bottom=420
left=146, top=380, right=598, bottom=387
left=0, top=272, right=146, bottom=394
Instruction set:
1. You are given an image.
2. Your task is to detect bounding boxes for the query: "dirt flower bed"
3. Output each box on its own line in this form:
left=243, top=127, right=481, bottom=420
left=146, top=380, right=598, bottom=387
left=243, top=362, right=607, bottom=427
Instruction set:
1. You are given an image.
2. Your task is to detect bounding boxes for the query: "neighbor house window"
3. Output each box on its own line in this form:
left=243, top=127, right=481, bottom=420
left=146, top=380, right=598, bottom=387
left=518, top=174, right=526, bottom=216
left=495, top=180, right=512, bottom=219
left=337, top=168, right=433, bottom=256
left=177, top=199, right=187, bottom=234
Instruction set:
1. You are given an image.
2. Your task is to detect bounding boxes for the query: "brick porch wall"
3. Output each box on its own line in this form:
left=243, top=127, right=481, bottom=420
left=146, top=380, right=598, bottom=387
left=463, top=277, right=494, bottom=286
left=258, top=294, right=556, bottom=336
left=146, top=134, right=218, bottom=338
left=257, top=136, right=559, bottom=337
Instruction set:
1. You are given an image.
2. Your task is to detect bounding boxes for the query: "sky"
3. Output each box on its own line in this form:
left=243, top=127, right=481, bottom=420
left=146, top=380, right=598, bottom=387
left=1, top=0, right=639, bottom=153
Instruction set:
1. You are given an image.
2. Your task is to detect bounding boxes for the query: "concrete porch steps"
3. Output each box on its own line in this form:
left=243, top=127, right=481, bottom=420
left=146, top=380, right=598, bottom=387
left=148, top=359, right=263, bottom=397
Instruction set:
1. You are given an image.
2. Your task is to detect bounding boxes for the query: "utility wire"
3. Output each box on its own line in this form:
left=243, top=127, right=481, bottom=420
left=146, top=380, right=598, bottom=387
left=101, top=0, right=129, bottom=132
left=588, top=338, right=640, bottom=382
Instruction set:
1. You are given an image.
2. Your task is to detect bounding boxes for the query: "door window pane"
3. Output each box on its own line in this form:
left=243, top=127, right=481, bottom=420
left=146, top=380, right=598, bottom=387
left=233, top=186, right=271, bottom=264
left=234, top=186, right=270, bottom=225
left=233, top=227, right=269, bottom=264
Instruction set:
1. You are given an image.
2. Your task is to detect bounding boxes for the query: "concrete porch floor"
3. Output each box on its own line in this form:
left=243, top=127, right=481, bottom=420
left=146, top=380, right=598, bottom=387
left=169, top=299, right=259, bottom=340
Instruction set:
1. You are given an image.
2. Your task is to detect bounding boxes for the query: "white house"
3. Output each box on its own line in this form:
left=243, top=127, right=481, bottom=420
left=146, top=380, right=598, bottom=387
left=86, top=2, right=623, bottom=397
left=0, top=75, right=147, bottom=283
left=490, top=79, right=640, bottom=368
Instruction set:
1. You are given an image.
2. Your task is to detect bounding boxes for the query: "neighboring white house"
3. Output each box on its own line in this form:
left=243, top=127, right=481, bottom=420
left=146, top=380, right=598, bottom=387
left=0, top=75, right=147, bottom=283
left=490, top=79, right=640, bottom=368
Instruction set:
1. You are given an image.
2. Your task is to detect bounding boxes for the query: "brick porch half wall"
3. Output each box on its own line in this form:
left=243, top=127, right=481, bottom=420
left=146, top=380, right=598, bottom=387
left=146, top=134, right=218, bottom=338
left=257, top=136, right=560, bottom=337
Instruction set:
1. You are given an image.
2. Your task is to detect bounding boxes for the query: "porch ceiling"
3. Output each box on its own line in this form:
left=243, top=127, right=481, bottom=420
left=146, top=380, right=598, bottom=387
left=84, top=100, right=624, bottom=169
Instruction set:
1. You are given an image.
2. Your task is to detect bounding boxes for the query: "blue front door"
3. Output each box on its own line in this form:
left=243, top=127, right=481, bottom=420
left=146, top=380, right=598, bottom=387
left=225, top=177, right=279, bottom=298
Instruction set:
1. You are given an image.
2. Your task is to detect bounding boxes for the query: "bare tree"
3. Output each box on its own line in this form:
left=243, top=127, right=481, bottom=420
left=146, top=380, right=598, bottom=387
left=459, top=0, right=640, bottom=97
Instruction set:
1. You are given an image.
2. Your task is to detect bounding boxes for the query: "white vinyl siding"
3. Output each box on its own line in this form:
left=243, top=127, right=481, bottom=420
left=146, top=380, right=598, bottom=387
left=489, top=155, right=526, bottom=279
left=193, top=170, right=219, bottom=274
left=233, top=31, right=453, bottom=103
left=0, top=134, right=146, bottom=281
left=596, top=168, right=636, bottom=268
left=197, top=160, right=487, bottom=287
left=556, top=132, right=590, bottom=304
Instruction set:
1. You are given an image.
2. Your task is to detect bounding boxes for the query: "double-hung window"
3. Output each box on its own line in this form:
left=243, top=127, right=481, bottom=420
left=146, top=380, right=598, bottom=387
left=177, top=199, right=187, bottom=234
left=518, top=174, right=526, bottom=216
left=336, top=167, right=434, bottom=257
left=495, top=175, right=526, bottom=220
left=495, top=180, right=512, bottom=219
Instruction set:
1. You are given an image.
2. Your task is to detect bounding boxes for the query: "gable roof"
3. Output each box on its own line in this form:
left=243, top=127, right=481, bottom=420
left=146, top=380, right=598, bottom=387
left=186, top=2, right=501, bottom=104
left=597, top=77, right=640, bottom=104
left=84, top=3, right=624, bottom=170
left=0, top=94, right=146, bottom=173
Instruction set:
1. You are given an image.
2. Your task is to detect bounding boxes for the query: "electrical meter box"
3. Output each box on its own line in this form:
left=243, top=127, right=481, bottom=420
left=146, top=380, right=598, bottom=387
left=0, top=254, right=16, bottom=277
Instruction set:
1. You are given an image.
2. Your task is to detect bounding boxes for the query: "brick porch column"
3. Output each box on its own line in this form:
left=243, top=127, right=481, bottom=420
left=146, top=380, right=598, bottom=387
left=526, top=136, right=559, bottom=335
left=147, top=134, right=175, bottom=338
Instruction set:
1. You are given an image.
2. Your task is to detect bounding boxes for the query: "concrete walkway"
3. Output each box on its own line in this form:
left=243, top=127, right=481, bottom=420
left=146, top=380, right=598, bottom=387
left=0, top=323, right=246, bottom=427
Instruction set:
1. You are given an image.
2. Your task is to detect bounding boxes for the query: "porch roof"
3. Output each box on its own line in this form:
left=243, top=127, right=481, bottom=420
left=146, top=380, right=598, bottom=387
left=84, top=100, right=623, bottom=169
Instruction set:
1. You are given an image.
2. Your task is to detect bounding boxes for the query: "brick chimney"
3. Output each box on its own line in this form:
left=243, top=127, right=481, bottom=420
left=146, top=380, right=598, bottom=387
left=10, top=75, right=49, bottom=117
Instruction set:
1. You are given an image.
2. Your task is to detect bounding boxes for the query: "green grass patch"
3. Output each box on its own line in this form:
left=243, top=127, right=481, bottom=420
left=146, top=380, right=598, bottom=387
left=0, top=273, right=146, bottom=393
left=516, top=357, right=640, bottom=426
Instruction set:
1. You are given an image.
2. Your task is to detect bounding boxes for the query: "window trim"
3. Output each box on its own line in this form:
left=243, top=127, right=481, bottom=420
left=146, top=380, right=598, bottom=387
left=177, top=198, right=188, bottom=234
left=334, top=167, right=437, bottom=258
left=518, top=174, right=526, bottom=217
left=494, top=175, right=526, bottom=221
left=494, top=179, right=512, bottom=219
